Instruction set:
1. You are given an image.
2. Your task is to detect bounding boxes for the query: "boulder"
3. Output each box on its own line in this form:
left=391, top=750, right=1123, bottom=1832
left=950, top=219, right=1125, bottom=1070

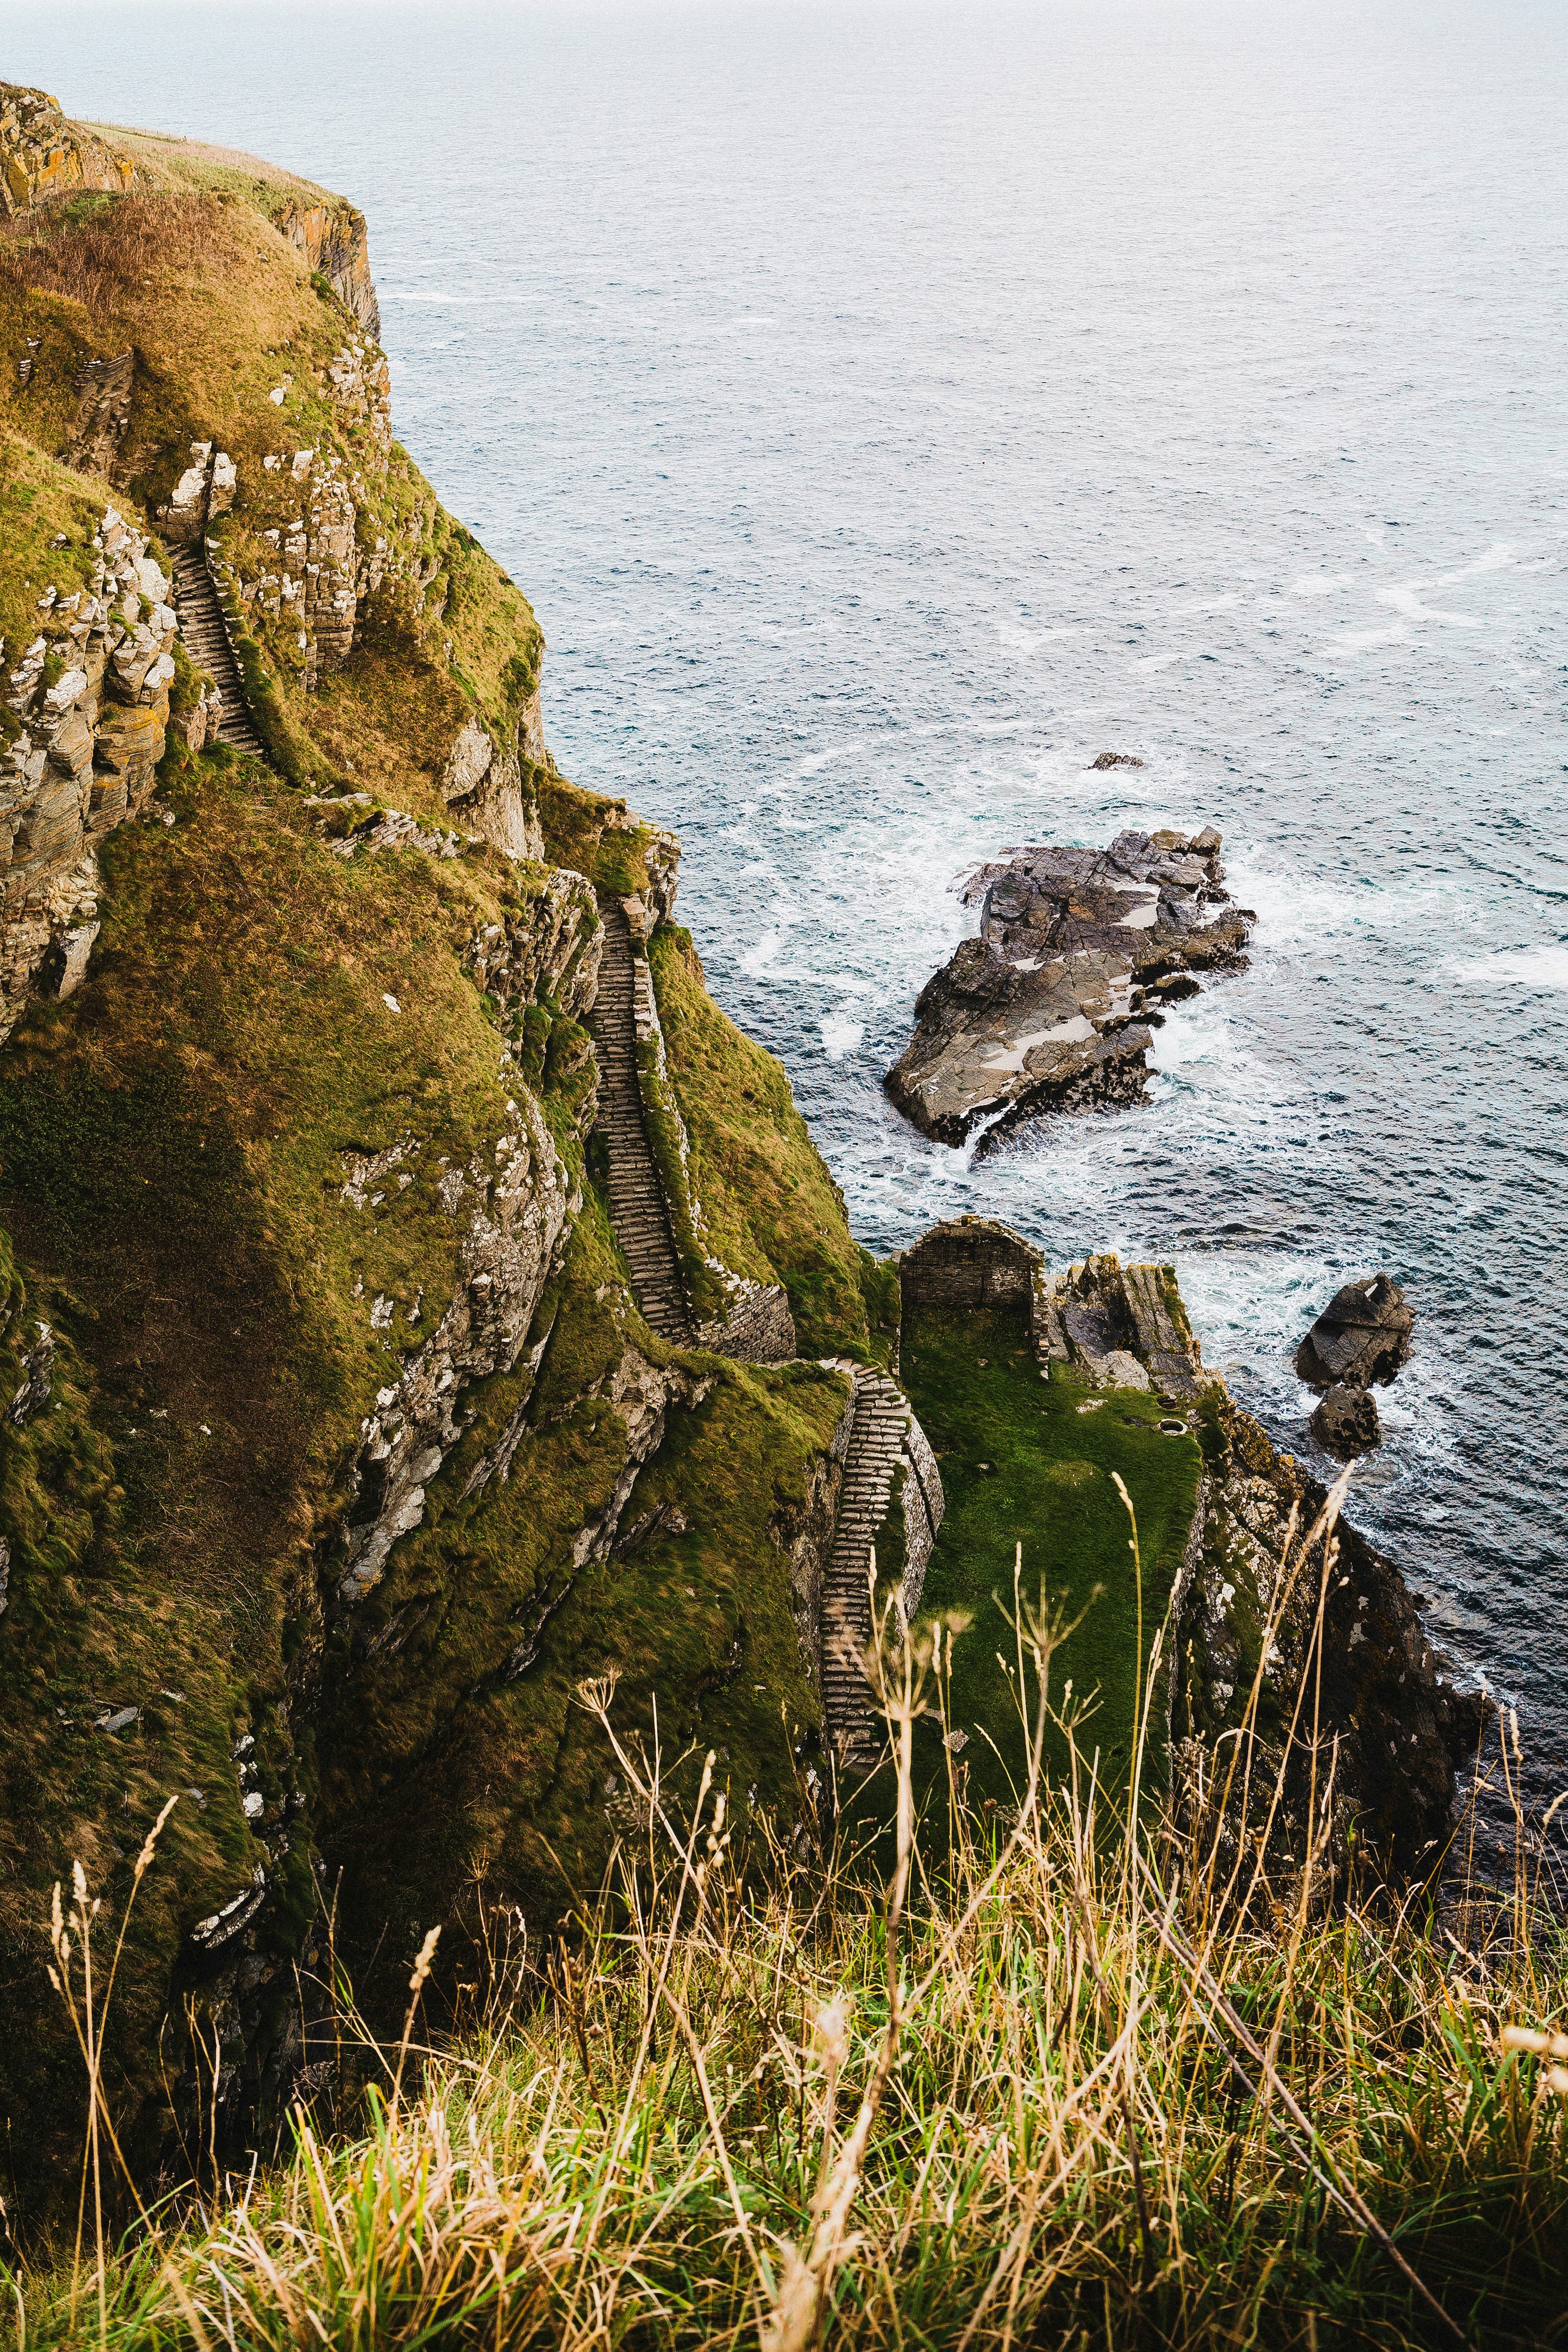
left=1296, top=1275, right=1412, bottom=1391
left=1310, top=1381, right=1381, bottom=1459
left=886, top=830, right=1252, bottom=1149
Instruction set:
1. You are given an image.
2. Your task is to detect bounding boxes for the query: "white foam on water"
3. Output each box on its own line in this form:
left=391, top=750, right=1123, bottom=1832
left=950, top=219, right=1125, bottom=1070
left=1377, top=583, right=1485, bottom=627
left=820, top=1015, right=864, bottom=1059
left=1452, top=944, right=1568, bottom=989
left=1330, top=623, right=1414, bottom=653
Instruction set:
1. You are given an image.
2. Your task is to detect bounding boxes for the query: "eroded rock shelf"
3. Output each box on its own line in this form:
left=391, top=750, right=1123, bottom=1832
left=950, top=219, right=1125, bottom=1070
left=887, top=827, right=1253, bottom=1149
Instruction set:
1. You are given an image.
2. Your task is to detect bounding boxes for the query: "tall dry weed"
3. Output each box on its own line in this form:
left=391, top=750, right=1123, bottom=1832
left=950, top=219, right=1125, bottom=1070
left=5, top=1501, right=1566, bottom=2349
left=0, top=194, right=226, bottom=315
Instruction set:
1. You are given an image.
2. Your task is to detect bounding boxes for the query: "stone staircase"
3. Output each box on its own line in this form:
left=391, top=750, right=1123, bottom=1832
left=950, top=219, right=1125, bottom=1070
left=821, top=1368, right=915, bottom=1770
left=588, top=895, right=692, bottom=1344
left=171, top=547, right=267, bottom=760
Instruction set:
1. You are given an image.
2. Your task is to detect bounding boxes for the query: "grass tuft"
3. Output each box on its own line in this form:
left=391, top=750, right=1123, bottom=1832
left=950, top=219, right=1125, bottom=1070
left=8, top=1519, right=1565, bottom=2351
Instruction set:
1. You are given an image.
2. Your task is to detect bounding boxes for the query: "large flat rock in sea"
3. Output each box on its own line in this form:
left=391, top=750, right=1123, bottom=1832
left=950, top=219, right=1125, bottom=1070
left=886, top=827, right=1252, bottom=1148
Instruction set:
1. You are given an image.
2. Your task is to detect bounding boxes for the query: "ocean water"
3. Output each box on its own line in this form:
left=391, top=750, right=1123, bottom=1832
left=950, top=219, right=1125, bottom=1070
left=12, top=2, right=1568, bottom=1811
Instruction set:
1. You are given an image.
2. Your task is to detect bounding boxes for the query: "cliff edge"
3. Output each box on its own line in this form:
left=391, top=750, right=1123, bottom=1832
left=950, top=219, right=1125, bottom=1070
left=0, top=85, right=886, bottom=2215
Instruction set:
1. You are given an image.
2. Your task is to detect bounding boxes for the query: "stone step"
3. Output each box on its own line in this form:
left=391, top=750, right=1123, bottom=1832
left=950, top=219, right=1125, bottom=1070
left=587, top=893, right=691, bottom=1343
left=172, top=551, right=272, bottom=764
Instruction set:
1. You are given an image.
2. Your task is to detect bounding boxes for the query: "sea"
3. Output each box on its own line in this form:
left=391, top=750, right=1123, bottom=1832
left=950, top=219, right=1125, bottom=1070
left=11, top=2, right=1567, bottom=1829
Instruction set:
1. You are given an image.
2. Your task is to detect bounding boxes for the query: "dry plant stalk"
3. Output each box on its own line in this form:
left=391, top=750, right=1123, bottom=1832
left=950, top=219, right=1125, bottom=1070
left=11, top=1501, right=1564, bottom=2352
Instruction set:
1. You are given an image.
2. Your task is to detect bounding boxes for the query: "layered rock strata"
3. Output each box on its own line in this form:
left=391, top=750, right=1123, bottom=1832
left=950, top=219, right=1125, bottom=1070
left=1, top=502, right=183, bottom=1035
left=0, top=83, right=136, bottom=213
left=278, top=196, right=381, bottom=339
left=1297, top=1274, right=1413, bottom=1390
left=887, top=828, right=1252, bottom=1148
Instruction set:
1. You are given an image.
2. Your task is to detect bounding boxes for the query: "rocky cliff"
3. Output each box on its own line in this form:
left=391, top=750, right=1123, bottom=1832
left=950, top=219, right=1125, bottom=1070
left=1, top=85, right=136, bottom=216
left=0, top=88, right=1473, bottom=2225
left=0, top=90, right=886, bottom=2215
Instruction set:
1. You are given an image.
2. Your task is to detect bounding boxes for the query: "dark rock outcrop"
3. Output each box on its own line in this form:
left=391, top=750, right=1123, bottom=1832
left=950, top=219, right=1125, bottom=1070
left=886, top=829, right=1252, bottom=1148
left=1311, top=1381, right=1381, bottom=1460
left=1296, top=1275, right=1413, bottom=1391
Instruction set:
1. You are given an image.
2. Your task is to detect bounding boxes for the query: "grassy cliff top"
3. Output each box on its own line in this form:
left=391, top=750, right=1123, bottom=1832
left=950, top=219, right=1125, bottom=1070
left=76, top=121, right=359, bottom=218
left=899, top=1300, right=1203, bottom=1809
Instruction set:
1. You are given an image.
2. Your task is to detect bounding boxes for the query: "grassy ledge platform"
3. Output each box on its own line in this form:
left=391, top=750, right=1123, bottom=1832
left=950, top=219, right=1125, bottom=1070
left=899, top=1301, right=1203, bottom=1809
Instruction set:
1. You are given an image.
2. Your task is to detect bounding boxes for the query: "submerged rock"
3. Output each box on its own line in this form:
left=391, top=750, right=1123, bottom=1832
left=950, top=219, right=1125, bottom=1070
left=1311, top=1380, right=1381, bottom=1459
left=885, top=828, right=1252, bottom=1148
left=1296, top=1274, right=1413, bottom=1391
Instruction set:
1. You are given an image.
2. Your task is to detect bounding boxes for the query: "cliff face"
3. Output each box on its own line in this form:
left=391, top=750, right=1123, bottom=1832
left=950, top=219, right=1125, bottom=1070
left=0, top=100, right=878, bottom=2215
left=276, top=197, right=381, bottom=340
left=0, top=85, right=136, bottom=215
left=1, top=481, right=186, bottom=1033
left=0, top=90, right=1469, bottom=2227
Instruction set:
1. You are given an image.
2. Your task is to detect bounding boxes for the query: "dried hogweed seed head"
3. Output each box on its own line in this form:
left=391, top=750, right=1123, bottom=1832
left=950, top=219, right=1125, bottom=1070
left=409, top=1923, right=441, bottom=1998
left=809, top=1996, right=849, bottom=2069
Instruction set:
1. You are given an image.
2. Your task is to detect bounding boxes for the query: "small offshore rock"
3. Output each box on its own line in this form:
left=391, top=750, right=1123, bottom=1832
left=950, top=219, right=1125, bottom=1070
left=1296, top=1274, right=1413, bottom=1391
left=1310, top=1381, right=1381, bottom=1459
left=886, top=829, right=1252, bottom=1148
left=1090, top=750, right=1145, bottom=769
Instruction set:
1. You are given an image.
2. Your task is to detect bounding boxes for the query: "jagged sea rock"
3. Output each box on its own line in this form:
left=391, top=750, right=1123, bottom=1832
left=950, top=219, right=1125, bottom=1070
left=886, top=829, right=1252, bottom=1148
left=1296, top=1274, right=1413, bottom=1391
left=1311, top=1381, right=1381, bottom=1459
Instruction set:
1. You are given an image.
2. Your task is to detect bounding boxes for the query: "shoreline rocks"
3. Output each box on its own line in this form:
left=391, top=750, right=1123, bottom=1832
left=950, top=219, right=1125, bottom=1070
left=1297, top=1275, right=1412, bottom=1461
left=1310, top=1380, right=1381, bottom=1460
left=1296, top=1274, right=1413, bottom=1391
left=885, top=828, right=1252, bottom=1149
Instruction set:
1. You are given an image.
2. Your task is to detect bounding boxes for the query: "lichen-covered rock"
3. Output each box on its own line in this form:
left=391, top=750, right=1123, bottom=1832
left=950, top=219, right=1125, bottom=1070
left=441, top=717, right=543, bottom=860
left=278, top=196, right=381, bottom=339
left=887, top=829, right=1252, bottom=1148
left=337, top=1095, right=578, bottom=1603
left=0, top=82, right=135, bottom=215
left=0, top=502, right=174, bottom=1036
left=1173, top=1381, right=1479, bottom=1881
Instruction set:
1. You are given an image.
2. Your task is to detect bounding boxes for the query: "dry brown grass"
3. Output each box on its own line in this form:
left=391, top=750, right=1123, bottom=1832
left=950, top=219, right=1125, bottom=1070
left=7, top=1470, right=1566, bottom=2350
left=0, top=194, right=226, bottom=316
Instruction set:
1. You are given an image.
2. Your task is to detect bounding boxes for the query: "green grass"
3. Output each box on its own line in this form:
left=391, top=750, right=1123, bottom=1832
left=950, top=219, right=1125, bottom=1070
left=647, top=926, right=871, bottom=1359
left=900, top=1301, right=1202, bottom=1808
left=11, top=1687, right=1566, bottom=2352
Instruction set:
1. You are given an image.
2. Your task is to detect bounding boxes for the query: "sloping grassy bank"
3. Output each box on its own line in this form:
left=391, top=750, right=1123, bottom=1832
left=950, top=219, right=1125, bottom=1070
left=11, top=1679, right=1566, bottom=2352
left=900, top=1301, right=1202, bottom=1809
